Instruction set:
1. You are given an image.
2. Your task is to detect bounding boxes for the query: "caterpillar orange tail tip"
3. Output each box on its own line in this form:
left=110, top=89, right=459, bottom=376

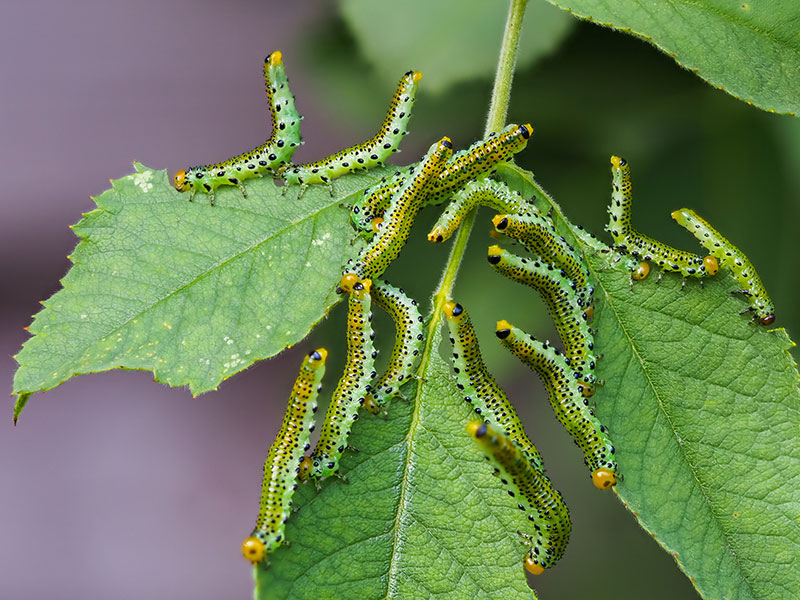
left=592, top=468, right=617, bottom=489
left=241, top=536, right=266, bottom=564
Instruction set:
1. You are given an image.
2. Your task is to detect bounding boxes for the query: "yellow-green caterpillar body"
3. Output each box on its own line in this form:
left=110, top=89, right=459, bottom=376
left=444, top=301, right=544, bottom=472
left=174, top=51, right=302, bottom=204
left=241, top=348, right=327, bottom=564
left=467, top=421, right=571, bottom=575
left=672, top=208, right=775, bottom=325
left=495, top=321, right=617, bottom=490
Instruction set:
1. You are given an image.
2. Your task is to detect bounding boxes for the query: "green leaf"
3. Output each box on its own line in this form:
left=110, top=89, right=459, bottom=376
left=339, top=0, right=574, bottom=94
left=12, top=164, right=396, bottom=405
left=543, top=0, right=800, bottom=115
left=256, top=324, right=538, bottom=600
left=509, top=164, right=800, bottom=600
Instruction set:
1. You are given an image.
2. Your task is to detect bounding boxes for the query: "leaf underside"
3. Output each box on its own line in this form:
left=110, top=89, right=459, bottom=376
left=340, top=0, right=575, bottom=95
left=544, top=0, right=800, bottom=115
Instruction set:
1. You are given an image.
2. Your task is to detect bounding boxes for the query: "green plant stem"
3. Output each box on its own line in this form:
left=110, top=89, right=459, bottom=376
left=431, top=0, right=528, bottom=311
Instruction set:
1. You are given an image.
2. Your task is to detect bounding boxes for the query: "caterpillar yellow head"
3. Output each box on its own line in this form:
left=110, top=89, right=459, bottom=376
left=487, top=244, right=504, bottom=265
left=241, top=536, right=266, bottom=564
left=632, top=261, right=650, bottom=280
left=363, top=395, right=379, bottom=415
left=173, top=169, right=187, bottom=192
left=610, top=155, right=627, bottom=169
left=443, top=301, right=464, bottom=322
left=465, top=420, right=484, bottom=439
left=592, top=468, right=617, bottom=489
left=495, top=320, right=514, bottom=340
left=268, top=51, right=282, bottom=67
left=338, top=273, right=359, bottom=294
left=703, top=255, right=719, bottom=276
left=307, top=348, right=327, bottom=369
left=524, top=553, right=545, bottom=575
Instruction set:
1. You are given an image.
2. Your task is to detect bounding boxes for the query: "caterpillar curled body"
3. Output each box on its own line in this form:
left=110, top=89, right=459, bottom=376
left=174, top=51, right=302, bottom=205
left=339, top=137, right=453, bottom=291
left=241, top=348, right=327, bottom=564
left=487, top=246, right=597, bottom=393
left=467, top=421, right=571, bottom=574
left=671, top=208, right=775, bottom=325
left=495, top=321, right=618, bottom=489
left=349, top=124, right=533, bottom=234
left=301, top=279, right=375, bottom=480
left=607, top=156, right=719, bottom=280
left=445, top=301, right=544, bottom=471
left=363, top=280, right=424, bottom=415
left=492, top=213, right=593, bottom=306
left=280, top=71, right=422, bottom=189
left=427, top=179, right=533, bottom=243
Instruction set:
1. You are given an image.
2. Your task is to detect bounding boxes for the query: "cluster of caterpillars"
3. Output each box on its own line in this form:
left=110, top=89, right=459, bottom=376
left=176, top=51, right=775, bottom=577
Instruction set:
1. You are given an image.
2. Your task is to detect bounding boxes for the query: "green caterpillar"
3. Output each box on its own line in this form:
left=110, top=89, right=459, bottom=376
left=488, top=246, right=597, bottom=395
left=174, top=51, right=302, bottom=205
left=241, top=348, right=327, bottom=564
left=671, top=208, right=775, bottom=325
left=491, top=212, right=593, bottom=307
left=363, top=280, right=424, bottom=415
left=350, top=123, right=533, bottom=234
left=467, top=420, right=571, bottom=575
left=607, top=156, right=719, bottom=281
left=427, top=179, right=532, bottom=243
left=280, top=71, right=422, bottom=191
left=444, top=301, right=544, bottom=472
left=339, top=137, right=453, bottom=292
left=301, top=279, right=375, bottom=479
left=495, top=321, right=618, bottom=490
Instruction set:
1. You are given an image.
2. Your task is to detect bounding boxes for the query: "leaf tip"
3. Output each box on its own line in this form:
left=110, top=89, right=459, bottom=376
left=13, top=392, right=31, bottom=425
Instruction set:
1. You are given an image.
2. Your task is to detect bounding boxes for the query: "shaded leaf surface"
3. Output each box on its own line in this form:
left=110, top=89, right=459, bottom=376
left=12, top=164, right=394, bottom=402
left=544, top=0, right=800, bottom=115
left=340, top=0, right=574, bottom=94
